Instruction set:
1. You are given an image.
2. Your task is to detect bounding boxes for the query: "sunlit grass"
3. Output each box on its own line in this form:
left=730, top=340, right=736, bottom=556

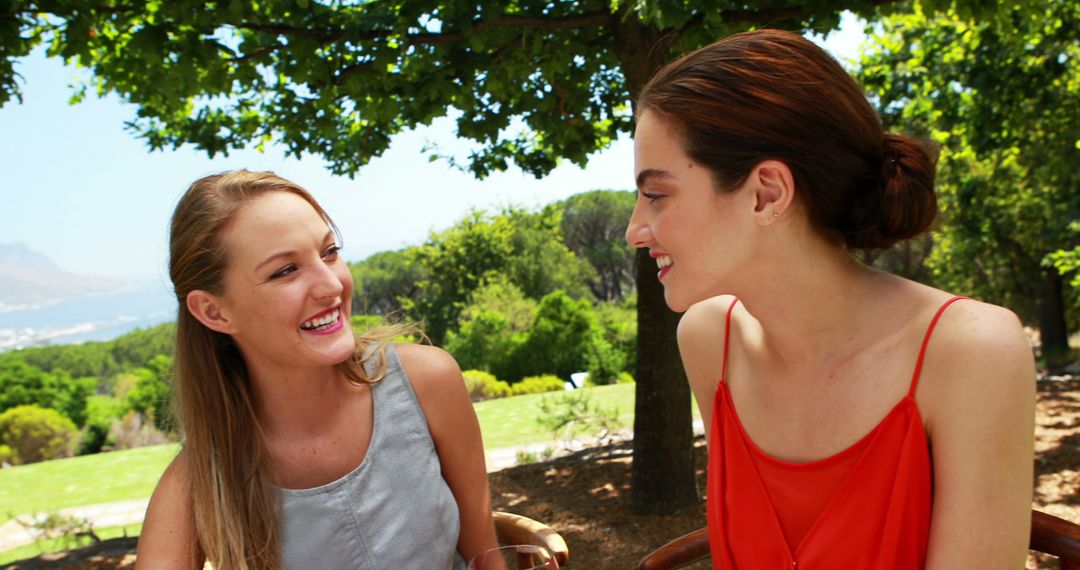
left=474, top=383, right=637, bottom=449
left=0, top=385, right=641, bottom=525
left=0, top=444, right=179, bottom=526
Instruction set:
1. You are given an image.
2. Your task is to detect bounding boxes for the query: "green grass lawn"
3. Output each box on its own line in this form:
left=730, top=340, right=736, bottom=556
left=474, top=383, right=637, bottom=449
left=0, top=384, right=642, bottom=524
left=0, top=444, right=179, bottom=526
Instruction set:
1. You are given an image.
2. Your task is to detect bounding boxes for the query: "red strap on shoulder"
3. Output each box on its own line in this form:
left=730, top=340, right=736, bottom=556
left=721, top=297, right=740, bottom=383
left=909, top=296, right=967, bottom=397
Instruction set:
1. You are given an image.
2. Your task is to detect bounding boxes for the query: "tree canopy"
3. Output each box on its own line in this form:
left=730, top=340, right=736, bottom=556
left=554, top=189, right=636, bottom=302
left=858, top=0, right=1079, bottom=363
left=6, top=0, right=926, bottom=178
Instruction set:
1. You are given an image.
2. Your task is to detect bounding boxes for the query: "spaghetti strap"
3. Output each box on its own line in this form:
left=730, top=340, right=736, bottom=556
left=721, top=297, right=740, bottom=384
left=908, top=296, right=967, bottom=397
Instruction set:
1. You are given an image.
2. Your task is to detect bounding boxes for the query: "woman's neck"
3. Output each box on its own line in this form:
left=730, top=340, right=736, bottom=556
left=734, top=235, right=906, bottom=367
left=247, top=363, right=353, bottom=438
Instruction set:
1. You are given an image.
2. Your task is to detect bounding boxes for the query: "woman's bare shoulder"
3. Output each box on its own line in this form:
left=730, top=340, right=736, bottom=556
left=930, top=297, right=1032, bottom=370
left=136, top=449, right=200, bottom=569
left=394, top=343, right=461, bottom=385
left=677, top=294, right=739, bottom=347
left=152, top=449, right=190, bottom=502
left=678, top=295, right=740, bottom=399
left=919, top=296, right=1035, bottom=421
left=393, top=343, right=468, bottom=407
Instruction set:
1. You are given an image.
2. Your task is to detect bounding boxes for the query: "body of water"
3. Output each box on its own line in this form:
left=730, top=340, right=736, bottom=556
left=0, top=286, right=177, bottom=350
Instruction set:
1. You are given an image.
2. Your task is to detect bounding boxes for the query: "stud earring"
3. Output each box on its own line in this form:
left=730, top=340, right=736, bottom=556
left=772, top=212, right=780, bottom=218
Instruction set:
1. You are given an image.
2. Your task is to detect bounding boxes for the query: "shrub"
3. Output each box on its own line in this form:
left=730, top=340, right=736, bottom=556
left=16, top=512, right=99, bottom=550
left=79, top=395, right=128, bottom=455
left=461, top=370, right=512, bottom=402
left=580, top=370, right=635, bottom=387
left=585, top=341, right=625, bottom=386
left=0, top=405, right=80, bottom=464
left=447, top=310, right=521, bottom=376
left=595, top=296, right=637, bottom=375
left=519, top=291, right=616, bottom=381
left=124, top=354, right=174, bottom=432
left=108, top=411, right=171, bottom=450
left=0, top=443, right=12, bottom=465
left=515, top=449, right=539, bottom=465
left=445, top=278, right=535, bottom=379
left=536, top=390, right=620, bottom=446
left=510, top=375, right=567, bottom=396
left=515, top=446, right=555, bottom=466
left=0, top=360, right=95, bottom=426
left=111, top=371, right=140, bottom=400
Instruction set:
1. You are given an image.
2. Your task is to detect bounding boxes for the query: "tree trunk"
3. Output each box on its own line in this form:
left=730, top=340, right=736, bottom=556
left=1037, top=267, right=1071, bottom=370
left=630, top=248, right=700, bottom=513
left=607, top=12, right=699, bottom=514
left=609, top=12, right=699, bottom=515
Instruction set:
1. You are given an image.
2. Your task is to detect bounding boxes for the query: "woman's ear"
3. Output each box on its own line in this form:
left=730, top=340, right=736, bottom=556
left=186, top=290, right=236, bottom=335
left=749, top=160, right=795, bottom=225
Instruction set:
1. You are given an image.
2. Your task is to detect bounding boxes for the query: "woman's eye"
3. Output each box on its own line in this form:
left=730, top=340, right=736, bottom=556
left=270, top=265, right=297, bottom=279
left=323, top=245, right=342, bottom=259
left=643, top=192, right=663, bottom=203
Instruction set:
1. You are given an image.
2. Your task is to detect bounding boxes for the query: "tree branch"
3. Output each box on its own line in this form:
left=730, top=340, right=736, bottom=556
left=236, top=11, right=611, bottom=46
left=226, top=43, right=282, bottom=62
left=234, top=22, right=342, bottom=41
left=330, top=60, right=374, bottom=86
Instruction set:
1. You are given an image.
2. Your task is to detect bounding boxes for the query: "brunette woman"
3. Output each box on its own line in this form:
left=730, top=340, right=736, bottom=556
left=136, top=170, right=497, bottom=569
left=627, top=29, right=1034, bottom=568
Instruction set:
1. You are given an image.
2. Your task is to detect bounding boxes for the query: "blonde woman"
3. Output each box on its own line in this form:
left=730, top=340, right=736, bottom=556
left=136, top=170, right=497, bottom=569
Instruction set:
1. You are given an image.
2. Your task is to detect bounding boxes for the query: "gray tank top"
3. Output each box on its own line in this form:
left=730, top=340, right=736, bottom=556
left=279, top=345, right=466, bottom=569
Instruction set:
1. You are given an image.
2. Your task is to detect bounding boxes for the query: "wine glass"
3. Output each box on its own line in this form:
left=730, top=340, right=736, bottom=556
left=467, top=544, right=559, bottom=570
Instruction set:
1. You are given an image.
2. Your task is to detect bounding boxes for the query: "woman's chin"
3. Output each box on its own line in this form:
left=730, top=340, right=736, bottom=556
left=663, top=290, right=694, bottom=314
left=308, top=334, right=357, bottom=365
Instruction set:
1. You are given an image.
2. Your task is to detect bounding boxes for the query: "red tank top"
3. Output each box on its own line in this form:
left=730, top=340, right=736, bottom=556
left=706, top=297, right=964, bottom=569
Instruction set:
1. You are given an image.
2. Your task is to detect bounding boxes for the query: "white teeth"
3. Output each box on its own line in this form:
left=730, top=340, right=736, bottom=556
left=655, top=255, right=672, bottom=269
left=301, top=309, right=340, bottom=331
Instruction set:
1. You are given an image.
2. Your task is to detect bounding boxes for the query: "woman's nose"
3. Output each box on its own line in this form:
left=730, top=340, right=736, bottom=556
left=312, top=262, right=344, bottom=300
left=625, top=204, right=651, bottom=248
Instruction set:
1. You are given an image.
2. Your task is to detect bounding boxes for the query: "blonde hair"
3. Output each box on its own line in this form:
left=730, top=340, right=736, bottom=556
left=168, top=169, right=410, bottom=568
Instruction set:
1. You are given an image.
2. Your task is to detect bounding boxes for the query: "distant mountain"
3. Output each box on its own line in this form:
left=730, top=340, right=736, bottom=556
left=0, top=243, right=126, bottom=309
left=0, top=242, right=63, bottom=272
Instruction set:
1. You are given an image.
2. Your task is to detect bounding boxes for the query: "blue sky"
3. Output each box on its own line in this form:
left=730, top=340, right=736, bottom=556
left=0, top=14, right=864, bottom=287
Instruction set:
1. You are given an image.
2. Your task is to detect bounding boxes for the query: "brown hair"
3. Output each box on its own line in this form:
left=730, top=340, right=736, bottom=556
left=637, top=29, right=937, bottom=250
left=168, top=169, right=403, bottom=569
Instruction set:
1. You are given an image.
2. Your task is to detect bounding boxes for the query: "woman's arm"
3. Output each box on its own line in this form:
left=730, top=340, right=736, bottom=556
left=135, top=451, right=205, bottom=569
left=921, top=301, right=1035, bottom=568
left=398, top=343, right=499, bottom=563
left=677, top=295, right=737, bottom=446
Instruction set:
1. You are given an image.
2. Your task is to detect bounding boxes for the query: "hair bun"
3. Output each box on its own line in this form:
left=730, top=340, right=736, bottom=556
left=847, top=134, right=939, bottom=249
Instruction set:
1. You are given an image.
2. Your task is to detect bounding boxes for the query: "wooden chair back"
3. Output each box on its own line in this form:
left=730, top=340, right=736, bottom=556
left=494, top=511, right=570, bottom=567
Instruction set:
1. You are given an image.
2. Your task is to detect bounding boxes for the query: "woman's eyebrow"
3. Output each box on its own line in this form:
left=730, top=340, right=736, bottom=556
left=255, top=232, right=336, bottom=271
left=255, top=250, right=295, bottom=272
left=636, top=168, right=674, bottom=190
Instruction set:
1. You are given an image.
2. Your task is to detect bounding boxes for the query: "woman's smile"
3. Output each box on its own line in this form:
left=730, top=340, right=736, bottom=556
left=653, top=251, right=673, bottom=281
left=301, top=306, right=343, bottom=334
